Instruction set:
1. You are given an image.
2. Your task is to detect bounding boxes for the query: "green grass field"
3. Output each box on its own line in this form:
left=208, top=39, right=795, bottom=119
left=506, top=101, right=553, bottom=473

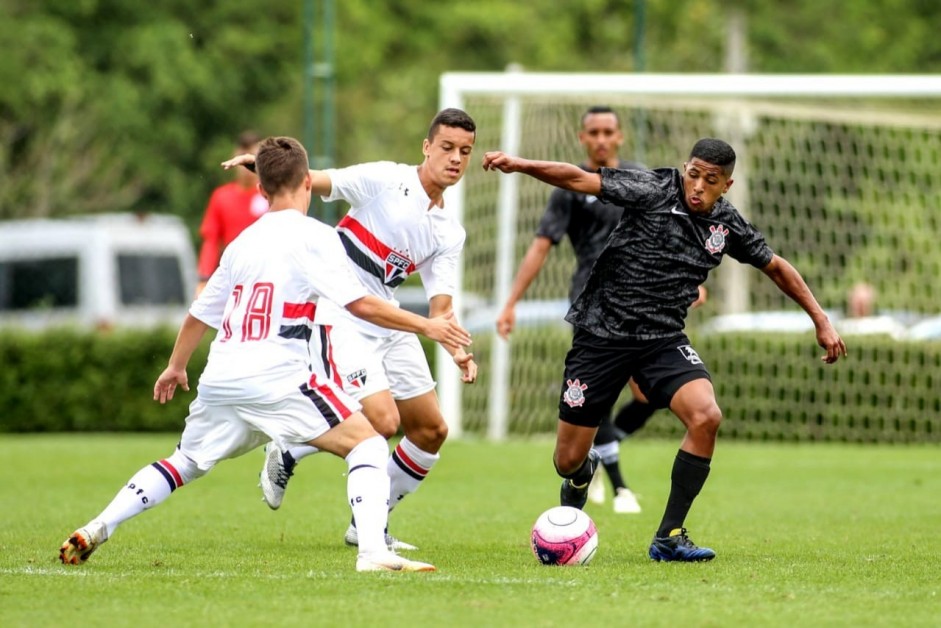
left=1, top=434, right=939, bottom=627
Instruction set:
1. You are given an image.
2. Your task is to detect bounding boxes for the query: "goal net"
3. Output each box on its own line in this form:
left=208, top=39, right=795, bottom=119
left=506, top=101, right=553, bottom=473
left=437, top=72, right=941, bottom=442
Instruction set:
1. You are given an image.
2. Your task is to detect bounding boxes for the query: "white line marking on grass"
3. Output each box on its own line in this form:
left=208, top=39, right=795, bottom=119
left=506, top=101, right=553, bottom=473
left=2, top=566, right=580, bottom=587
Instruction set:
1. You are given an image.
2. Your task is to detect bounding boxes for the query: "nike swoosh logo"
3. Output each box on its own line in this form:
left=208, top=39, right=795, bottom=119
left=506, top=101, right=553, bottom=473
left=670, top=205, right=687, bottom=215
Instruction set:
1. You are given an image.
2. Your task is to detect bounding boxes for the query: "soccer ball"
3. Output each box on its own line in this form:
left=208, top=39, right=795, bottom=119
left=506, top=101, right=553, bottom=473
left=531, top=506, right=598, bottom=566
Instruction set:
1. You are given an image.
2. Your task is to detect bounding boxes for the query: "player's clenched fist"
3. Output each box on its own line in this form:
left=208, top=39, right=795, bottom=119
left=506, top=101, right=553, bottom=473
left=482, top=151, right=522, bottom=173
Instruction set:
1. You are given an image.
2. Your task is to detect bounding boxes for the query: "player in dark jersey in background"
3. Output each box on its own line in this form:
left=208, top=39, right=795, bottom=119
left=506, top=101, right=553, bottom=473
left=496, top=106, right=687, bottom=514
left=483, top=138, right=846, bottom=561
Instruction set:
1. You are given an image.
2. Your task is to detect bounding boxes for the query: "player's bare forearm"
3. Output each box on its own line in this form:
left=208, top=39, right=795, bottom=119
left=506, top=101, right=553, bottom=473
left=762, top=255, right=827, bottom=323
left=482, top=152, right=602, bottom=195
left=154, top=314, right=210, bottom=403
left=761, top=255, right=847, bottom=363
left=168, top=314, right=212, bottom=370
left=498, top=238, right=552, bottom=338
left=346, top=296, right=471, bottom=348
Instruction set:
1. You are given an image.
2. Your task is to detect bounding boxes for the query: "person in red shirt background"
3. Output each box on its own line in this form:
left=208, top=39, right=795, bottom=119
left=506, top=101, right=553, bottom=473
left=195, top=130, right=269, bottom=295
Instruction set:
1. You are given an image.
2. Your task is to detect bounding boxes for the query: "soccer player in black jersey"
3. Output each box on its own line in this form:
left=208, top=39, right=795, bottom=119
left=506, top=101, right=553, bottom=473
left=496, top=106, right=704, bottom=514
left=483, top=138, right=846, bottom=561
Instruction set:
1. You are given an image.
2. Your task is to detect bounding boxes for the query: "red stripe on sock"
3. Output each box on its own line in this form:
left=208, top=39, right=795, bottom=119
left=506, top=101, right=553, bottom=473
left=395, top=444, right=427, bottom=477
left=158, top=459, right=184, bottom=488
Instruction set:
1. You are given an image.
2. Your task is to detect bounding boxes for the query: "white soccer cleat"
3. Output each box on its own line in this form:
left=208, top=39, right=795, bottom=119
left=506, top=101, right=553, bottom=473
left=587, top=465, right=606, bottom=505
left=259, top=442, right=296, bottom=510
left=612, top=487, right=642, bottom=514
left=344, top=523, right=418, bottom=552
left=356, top=551, right=436, bottom=573
left=59, top=520, right=108, bottom=565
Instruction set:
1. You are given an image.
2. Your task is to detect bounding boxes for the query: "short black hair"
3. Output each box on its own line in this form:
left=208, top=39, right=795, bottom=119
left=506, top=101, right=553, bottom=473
left=428, top=108, right=476, bottom=141
left=581, top=105, right=620, bottom=128
left=689, top=138, right=736, bottom=176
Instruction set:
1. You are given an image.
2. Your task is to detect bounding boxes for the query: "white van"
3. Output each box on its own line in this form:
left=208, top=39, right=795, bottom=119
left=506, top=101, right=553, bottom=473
left=0, top=213, right=197, bottom=330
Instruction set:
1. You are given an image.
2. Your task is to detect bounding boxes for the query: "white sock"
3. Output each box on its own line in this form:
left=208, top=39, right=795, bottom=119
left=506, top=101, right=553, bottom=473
left=594, top=440, right=619, bottom=465
left=96, top=449, right=205, bottom=538
left=345, top=435, right=390, bottom=556
left=285, top=444, right=319, bottom=461
left=387, top=437, right=439, bottom=512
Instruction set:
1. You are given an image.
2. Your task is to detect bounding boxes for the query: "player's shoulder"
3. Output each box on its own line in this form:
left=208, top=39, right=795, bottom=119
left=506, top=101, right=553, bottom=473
left=336, top=160, right=409, bottom=182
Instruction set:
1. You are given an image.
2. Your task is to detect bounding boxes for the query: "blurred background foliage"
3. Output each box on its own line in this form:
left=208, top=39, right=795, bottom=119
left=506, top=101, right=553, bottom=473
left=1, top=0, right=940, bottom=233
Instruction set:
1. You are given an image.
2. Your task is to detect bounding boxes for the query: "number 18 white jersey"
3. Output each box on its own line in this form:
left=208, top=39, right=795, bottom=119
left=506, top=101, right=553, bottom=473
left=189, top=210, right=368, bottom=404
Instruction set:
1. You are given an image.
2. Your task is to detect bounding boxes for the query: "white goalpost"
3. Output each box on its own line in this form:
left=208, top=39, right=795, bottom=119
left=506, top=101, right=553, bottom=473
left=437, top=71, right=941, bottom=441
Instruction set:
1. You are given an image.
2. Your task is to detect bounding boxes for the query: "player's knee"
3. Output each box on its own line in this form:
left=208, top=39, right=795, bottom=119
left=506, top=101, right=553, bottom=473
left=553, top=448, right=586, bottom=477
left=368, top=408, right=401, bottom=439
left=406, top=417, right=448, bottom=450
left=687, top=404, right=722, bottom=438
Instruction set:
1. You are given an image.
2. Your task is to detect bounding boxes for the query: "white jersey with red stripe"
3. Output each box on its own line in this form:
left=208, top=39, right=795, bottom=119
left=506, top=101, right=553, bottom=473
left=189, top=210, right=368, bottom=404
left=316, top=161, right=466, bottom=337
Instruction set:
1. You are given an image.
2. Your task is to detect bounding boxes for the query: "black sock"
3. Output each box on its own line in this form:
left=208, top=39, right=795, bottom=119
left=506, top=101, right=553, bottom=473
left=555, top=454, right=595, bottom=487
left=614, top=400, right=656, bottom=435
left=656, top=449, right=711, bottom=538
left=594, top=417, right=619, bottom=445
left=601, top=459, right=626, bottom=491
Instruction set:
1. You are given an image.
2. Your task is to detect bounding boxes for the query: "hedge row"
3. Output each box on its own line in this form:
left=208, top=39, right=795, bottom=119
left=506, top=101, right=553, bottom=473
left=0, top=327, right=208, bottom=432
left=2, top=327, right=939, bottom=443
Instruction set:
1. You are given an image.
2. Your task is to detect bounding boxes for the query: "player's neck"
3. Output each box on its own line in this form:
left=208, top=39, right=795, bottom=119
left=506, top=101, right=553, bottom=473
left=416, top=165, right=446, bottom=210
left=266, top=191, right=310, bottom=215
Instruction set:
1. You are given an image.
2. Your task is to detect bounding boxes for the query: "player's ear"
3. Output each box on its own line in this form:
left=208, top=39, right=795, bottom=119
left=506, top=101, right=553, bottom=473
left=723, top=177, right=734, bottom=193
left=422, top=138, right=432, bottom=159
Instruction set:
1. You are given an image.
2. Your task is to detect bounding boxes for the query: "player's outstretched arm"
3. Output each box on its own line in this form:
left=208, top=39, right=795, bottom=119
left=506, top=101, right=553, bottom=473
left=221, top=153, right=333, bottom=196
left=482, top=151, right=602, bottom=195
left=345, top=295, right=471, bottom=350
left=761, top=255, right=847, bottom=364
left=154, top=314, right=212, bottom=404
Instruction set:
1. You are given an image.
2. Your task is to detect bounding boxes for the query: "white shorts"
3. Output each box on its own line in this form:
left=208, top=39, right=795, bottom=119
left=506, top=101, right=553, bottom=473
left=179, top=376, right=361, bottom=471
left=311, top=324, right=436, bottom=401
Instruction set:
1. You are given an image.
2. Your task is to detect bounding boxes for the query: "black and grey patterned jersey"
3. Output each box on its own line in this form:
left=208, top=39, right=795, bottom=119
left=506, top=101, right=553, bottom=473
left=536, top=160, right=644, bottom=302
left=566, top=166, right=775, bottom=340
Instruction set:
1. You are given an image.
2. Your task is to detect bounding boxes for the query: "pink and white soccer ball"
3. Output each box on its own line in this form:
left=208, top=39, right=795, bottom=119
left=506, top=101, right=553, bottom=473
left=531, top=506, right=598, bottom=566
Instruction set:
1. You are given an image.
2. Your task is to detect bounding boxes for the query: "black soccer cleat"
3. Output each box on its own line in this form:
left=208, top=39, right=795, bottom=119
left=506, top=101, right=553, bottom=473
left=559, top=448, right=601, bottom=510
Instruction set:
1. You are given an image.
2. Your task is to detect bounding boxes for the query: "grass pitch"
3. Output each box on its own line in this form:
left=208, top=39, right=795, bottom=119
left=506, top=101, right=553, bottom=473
left=1, top=434, right=939, bottom=627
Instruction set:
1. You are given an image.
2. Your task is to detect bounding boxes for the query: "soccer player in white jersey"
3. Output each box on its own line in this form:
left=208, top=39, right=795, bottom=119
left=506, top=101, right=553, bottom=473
left=223, top=109, right=478, bottom=551
left=59, top=136, right=472, bottom=573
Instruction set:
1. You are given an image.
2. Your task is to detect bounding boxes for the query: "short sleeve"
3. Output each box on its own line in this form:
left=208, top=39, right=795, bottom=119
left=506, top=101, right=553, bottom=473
left=321, top=162, right=397, bottom=206
left=418, top=227, right=466, bottom=300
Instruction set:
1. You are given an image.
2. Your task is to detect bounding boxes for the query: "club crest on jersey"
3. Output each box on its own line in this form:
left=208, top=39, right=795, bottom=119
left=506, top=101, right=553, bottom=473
left=705, top=225, right=729, bottom=254
left=346, top=369, right=367, bottom=388
left=563, top=378, right=589, bottom=408
left=678, top=345, right=703, bottom=365
left=384, top=251, right=412, bottom=286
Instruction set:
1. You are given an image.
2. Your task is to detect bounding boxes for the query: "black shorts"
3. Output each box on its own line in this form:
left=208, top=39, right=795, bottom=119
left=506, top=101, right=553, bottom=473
left=557, top=328, right=711, bottom=427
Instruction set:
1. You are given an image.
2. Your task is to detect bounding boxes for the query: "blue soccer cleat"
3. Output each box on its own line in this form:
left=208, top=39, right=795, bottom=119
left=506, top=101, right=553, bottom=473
left=648, top=527, right=716, bottom=562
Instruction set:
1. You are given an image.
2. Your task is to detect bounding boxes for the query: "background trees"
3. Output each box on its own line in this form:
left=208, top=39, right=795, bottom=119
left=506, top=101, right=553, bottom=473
left=1, top=0, right=939, bottom=231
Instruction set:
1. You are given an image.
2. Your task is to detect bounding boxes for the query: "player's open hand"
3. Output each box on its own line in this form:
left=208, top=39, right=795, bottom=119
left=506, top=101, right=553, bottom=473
left=426, top=310, right=472, bottom=350
left=816, top=322, right=847, bottom=364
left=482, top=151, right=521, bottom=173
left=153, top=366, right=189, bottom=404
left=221, top=153, right=256, bottom=171
left=454, top=350, right=478, bottom=384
